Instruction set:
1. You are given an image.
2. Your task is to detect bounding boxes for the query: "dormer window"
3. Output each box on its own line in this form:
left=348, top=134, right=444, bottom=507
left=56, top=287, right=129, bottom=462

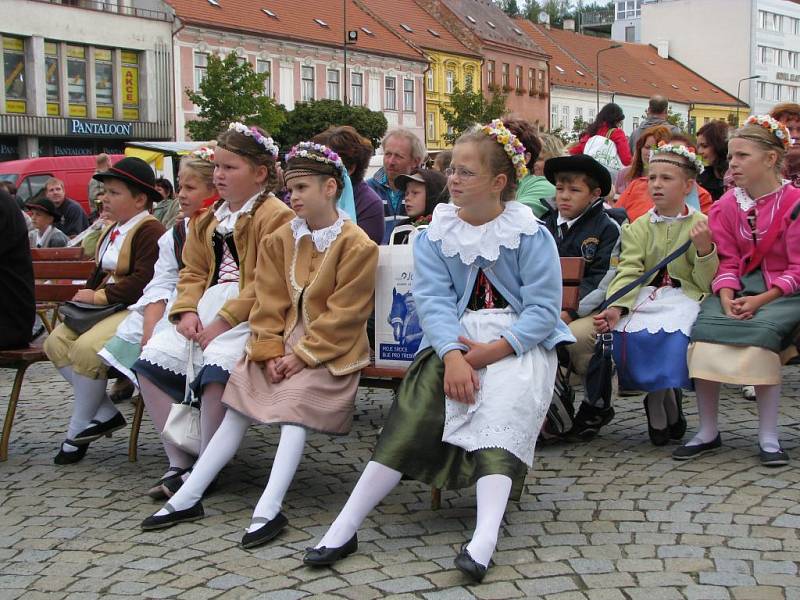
left=466, top=15, right=477, bottom=24
left=401, top=23, right=413, bottom=32
left=314, top=18, right=329, bottom=28
left=261, top=8, right=277, bottom=17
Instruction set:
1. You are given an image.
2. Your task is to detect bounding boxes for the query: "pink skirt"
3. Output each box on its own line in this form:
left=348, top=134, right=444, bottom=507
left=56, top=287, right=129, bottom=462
left=222, top=323, right=360, bottom=435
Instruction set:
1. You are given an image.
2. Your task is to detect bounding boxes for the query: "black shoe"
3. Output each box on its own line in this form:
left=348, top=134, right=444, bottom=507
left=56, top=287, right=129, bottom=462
left=567, top=403, right=615, bottom=441
left=109, top=378, right=135, bottom=403
left=643, top=395, right=670, bottom=446
left=241, top=513, right=288, bottom=549
left=72, top=412, right=127, bottom=444
left=759, top=446, right=789, bottom=467
left=454, top=543, right=488, bottom=583
left=141, top=502, right=204, bottom=531
left=303, top=534, right=358, bottom=567
left=148, top=467, right=191, bottom=500
left=53, top=440, right=89, bottom=465
left=668, top=388, right=687, bottom=441
left=672, top=434, right=722, bottom=460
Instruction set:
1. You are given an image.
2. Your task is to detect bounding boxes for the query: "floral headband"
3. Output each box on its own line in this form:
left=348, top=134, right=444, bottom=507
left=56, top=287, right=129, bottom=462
left=479, top=119, right=529, bottom=181
left=649, top=141, right=704, bottom=175
left=744, top=115, right=791, bottom=149
left=227, top=122, right=279, bottom=158
left=285, top=142, right=346, bottom=174
left=191, top=146, right=215, bottom=162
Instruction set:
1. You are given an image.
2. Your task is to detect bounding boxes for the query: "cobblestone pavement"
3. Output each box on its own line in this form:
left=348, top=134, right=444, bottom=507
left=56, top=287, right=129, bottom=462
left=1, top=362, right=799, bottom=600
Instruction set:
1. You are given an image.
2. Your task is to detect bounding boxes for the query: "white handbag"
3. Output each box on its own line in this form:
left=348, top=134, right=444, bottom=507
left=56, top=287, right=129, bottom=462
left=161, top=343, right=202, bottom=456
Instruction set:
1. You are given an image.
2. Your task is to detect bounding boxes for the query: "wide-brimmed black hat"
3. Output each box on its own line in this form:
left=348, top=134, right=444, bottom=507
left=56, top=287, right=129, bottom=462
left=26, top=197, right=61, bottom=220
left=395, top=169, right=450, bottom=215
left=93, top=156, right=162, bottom=203
left=544, top=155, right=612, bottom=197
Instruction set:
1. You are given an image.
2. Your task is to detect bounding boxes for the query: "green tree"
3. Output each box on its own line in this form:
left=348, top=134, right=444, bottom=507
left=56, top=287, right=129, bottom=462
left=440, top=85, right=508, bottom=145
left=498, top=0, right=521, bottom=17
left=523, top=0, right=542, bottom=21
left=665, top=107, right=687, bottom=132
left=275, top=99, right=388, bottom=151
left=185, top=52, right=285, bottom=141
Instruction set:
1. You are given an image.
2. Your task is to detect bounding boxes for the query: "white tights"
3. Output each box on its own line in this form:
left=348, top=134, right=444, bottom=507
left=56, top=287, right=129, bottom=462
left=58, top=367, right=117, bottom=452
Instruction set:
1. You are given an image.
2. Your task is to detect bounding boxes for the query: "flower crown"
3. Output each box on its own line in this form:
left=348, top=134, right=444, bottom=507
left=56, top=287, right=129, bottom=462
left=191, top=146, right=215, bottom=163
left=227, top=122, right=279, bottom=158
left=479, top=119, right=529, bottom=181
left=285, top=142, right=346, bottom=174
left=649, top=141, right=704, bottom=174
left=744, top=115, right=791, bottom=149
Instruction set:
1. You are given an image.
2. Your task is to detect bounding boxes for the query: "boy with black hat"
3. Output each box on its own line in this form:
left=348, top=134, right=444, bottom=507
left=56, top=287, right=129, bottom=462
left=542, top=154, right=622, bottom=440
left=27, top=197, right=69, bottom=248
left=391, top=168, right=449, bottom=243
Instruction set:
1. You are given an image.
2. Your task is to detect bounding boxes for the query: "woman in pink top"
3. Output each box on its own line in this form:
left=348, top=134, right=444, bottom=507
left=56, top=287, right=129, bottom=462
left=570, top=103, right=632, bottom=166
left=675, top=116, right=800, bottom=467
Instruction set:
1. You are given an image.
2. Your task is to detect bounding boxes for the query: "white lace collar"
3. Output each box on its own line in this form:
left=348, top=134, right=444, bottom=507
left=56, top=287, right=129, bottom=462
left=290, top=208, right=350, bottom=252
left=648, top=205, right=696, bottom=223
left=734, top=182, right=789, bottom=212
left=214, top=194, right=258, bottom=234
left=426, top=201, right=540, bottom=265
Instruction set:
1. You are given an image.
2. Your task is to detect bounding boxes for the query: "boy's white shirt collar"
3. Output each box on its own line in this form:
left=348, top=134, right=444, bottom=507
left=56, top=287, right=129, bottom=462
left=35, top=225, right=52, bottom=245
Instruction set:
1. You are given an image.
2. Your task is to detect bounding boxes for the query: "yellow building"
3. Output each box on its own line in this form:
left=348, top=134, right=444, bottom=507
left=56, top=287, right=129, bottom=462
left=359, top=0, right=483, bottom=151
left=689, top=103, right=744, bottom=132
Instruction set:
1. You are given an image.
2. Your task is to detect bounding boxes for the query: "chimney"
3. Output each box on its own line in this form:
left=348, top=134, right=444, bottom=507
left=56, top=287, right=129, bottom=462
left=563, top=18, right=575, bottom=31
left=657, top=39, right=669, bottom=59
left=539, top=13, right=550, bottom=28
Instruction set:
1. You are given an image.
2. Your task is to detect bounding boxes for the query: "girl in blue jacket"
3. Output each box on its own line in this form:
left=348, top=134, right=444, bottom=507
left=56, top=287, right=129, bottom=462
left=303, top=120, right=574, bottom=582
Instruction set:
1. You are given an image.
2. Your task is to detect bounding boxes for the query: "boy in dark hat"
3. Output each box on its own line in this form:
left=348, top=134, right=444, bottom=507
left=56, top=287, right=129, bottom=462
left=391, top=168, right=449, bottom=243
left=27, top=197, right=69, bottom=248
left=542, top=154, right=622, bottom=440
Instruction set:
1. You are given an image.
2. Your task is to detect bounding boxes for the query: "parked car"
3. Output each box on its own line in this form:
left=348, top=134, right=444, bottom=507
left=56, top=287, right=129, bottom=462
left=0, top=154, right=124, bottom=212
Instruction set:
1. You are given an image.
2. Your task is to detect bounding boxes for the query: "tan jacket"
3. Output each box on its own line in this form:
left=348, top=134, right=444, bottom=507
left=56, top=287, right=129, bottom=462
left=248, top=220, right=378, bottom=375
left=170, top=194, right=295, bottom=326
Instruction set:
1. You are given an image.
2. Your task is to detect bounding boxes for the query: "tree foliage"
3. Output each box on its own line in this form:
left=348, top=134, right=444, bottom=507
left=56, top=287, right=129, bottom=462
left=498, top=0, right=521, bottom=17
left=185, top=53, right=285, bottom=141
left=274, top=99, right=388, bottom=151
left=440, top=85, right=509, bottom=145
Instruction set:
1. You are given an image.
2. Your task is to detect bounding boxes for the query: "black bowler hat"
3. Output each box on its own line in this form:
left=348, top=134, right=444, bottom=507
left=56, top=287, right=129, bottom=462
left=93, top=156, right=162, bottom=203
left=544, top=154, right=613, bottom=198
left=26, top=197, right=61, bottom=220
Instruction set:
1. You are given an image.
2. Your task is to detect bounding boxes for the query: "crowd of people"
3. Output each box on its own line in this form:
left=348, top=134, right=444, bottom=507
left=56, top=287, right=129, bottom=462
left=0, top=94, right=798, bottom=584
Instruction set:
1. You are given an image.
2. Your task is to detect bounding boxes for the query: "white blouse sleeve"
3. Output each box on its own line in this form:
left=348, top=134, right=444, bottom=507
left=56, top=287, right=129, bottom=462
left=129, top=228, right=180, bottom=313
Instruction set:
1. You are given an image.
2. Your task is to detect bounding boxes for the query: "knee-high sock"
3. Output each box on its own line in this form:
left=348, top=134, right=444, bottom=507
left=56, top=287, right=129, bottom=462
left=466, top=474, right=512, bottom=568
left=200, top=382, right=227, bottom=455
left=138, top=374, right=194, bottom=471
left=686, top=378, right=720, bottom=446
left=247, top=425, right=307, bottom=533
left=92, top=393, right=119, bottom=423
left=57, top=366, right=74, bottom=385
left=317, top=461, right=403, bottom=549
left=755, top=384, right=781, bottom=452
left=62, top=374, right=109, bottom=452
left=155, top=408, right=250, bottom=515
left=645, top=390, right=668, bottom=429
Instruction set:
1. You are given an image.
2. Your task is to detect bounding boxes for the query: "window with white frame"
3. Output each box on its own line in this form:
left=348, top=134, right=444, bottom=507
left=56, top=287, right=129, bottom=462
left=351, top=71, right=363, bottom=105
left=515, top=65, right=522, bottom=90
left=615, top=0, right=640, bottom=20
left=403, top=78, right=414, bottom=111
left=588, top=108, right=596, bottom=120
left=759, top=10, right=783, bottom=31
left=501, top=63, right=509, bottom=88
left=488, top=60, right=495, bottom=87
left=446, top=70, right=454, bottom=94
left=193, top=51, right=208, bottom=91
left=301, top=65, right=315, bottom=101
left=465, top=71, right=474, bottom=91
left=758, top=81, right=768, bottom=99
left=385, top=76, right=396, bottom=110
left=256, top=58, right=271, bottom=96
left=427, top=68, right=434, bottom=92
left=427, top=112, right=436, bottom=140
left=632, top=116, right=640, bottom=128
left=551, top=104, right=559, bottom=130
left=528, top=68, right=535, bottom=93
left=327, top=69, right=340, bottom=101
left=561, top=105, right=570, bottom=128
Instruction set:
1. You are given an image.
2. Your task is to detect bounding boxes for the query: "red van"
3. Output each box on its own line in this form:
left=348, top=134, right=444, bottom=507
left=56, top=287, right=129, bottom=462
left=0, top=154, right=124, bottom=212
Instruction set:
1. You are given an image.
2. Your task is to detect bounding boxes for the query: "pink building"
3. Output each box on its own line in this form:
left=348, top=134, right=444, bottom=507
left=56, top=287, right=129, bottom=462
left=167, top=0, right=428, bottom=142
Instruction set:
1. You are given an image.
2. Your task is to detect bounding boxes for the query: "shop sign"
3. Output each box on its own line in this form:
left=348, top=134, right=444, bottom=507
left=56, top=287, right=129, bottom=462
left=776, top=72, right=800, bottom=82
left=68, top=118, right=132, bottom=137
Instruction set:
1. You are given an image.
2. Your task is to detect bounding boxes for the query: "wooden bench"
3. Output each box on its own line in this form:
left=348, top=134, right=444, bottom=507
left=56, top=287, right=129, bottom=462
left=360, top=257, right=585, bottom=509
left=31, top=247, right=93, bottom=333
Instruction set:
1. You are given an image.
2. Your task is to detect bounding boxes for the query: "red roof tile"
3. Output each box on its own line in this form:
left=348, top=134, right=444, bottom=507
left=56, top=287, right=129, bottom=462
left=358, top=0, right=479, bottom=58
left=165, top=0, right=426, bottom=62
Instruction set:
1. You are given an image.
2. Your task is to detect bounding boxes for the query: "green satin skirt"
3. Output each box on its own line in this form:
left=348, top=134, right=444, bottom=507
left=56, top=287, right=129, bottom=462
left=373, top=348, right=528, bottom=501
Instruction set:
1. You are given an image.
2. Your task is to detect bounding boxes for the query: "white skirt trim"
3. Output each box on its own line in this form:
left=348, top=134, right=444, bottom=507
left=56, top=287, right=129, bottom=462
left=614, top=286, right=700, bottom=336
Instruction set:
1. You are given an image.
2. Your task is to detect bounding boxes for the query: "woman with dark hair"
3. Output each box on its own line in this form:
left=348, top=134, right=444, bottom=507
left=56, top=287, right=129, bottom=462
left=696, top=120, right=729, bottom=201
left=503, top=118, right=556, bottom=216
left=312, top=126, right=384, bottom=244
left=570, top=103, right=632, bottom=166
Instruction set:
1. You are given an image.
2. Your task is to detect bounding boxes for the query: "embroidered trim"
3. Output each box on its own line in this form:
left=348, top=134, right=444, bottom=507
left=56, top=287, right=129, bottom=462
left=734, top=187, right=756, bottom=212
left=426, top=201, right=539, bottom=265
left=289, top=209, right=349, bottom=252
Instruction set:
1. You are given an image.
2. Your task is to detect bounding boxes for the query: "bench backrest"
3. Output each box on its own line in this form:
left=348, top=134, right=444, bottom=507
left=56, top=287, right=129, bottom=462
left=31, top=247, right=86, bottom=261
left=560, top=256, right=584, bottom=313
left=32, top=259, right=95, bottom=303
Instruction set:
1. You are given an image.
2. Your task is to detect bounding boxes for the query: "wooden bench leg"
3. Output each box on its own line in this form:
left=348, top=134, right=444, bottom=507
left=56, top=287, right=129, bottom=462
left=431, top=486, right=441, bottom=510
left=1, top=363, right=31, bottom=462
left=128, top=394, right=144, bottom=463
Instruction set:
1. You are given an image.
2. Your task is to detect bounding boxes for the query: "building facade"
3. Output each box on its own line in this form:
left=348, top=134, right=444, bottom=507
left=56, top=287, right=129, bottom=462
left=168, top=0, right=428, bottom=144
left=611, top=0, right=643, bottom=43
left=640, top=0, right=800, bottom=117
left=0, top=0, right=173, bottom=161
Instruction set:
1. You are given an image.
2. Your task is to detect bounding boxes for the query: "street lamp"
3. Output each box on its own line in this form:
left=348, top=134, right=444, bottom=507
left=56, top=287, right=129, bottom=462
left=596, top=44, right=622, bottom=113
left=736, top=75, right=760, bottom=126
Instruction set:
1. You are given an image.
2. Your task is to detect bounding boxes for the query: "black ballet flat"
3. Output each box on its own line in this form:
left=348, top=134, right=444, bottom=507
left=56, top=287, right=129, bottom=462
left=241, top=513, right=288, bottom=549
left=303, top=534, right=358, bottom=567
left=148, top=467, right=191, bottom=500
left=72, top=412, right=127, bottom=444
left=643, top=396, right=670, bottom=446
left=53, top=440, right=89, bottom=465
left=454, top=543, right=488, bottom=583
left=672, top=434, right=722, bottom=460
left=668, top=388, right=687, bottom=441
left=140, top=501, right=204, bottom=531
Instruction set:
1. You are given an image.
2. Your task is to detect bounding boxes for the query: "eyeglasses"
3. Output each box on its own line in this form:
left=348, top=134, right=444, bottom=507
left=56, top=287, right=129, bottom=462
left=444, top=166, right=479, bottom=180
